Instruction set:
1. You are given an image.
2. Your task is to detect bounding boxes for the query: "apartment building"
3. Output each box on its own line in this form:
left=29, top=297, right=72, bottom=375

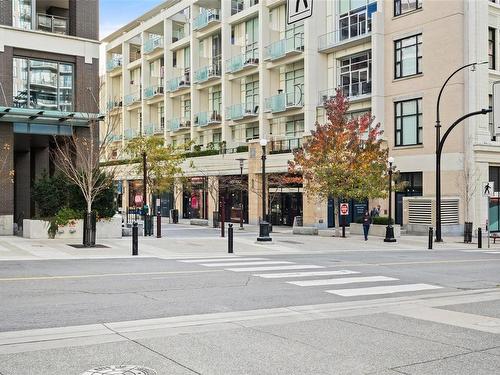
left=0, top=0, right=100, bottom=235
left=102, top=0, right=500, bottom=234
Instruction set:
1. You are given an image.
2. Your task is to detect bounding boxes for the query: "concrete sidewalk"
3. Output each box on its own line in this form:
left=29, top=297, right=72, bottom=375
left=0, top=223, right=494, bottom=261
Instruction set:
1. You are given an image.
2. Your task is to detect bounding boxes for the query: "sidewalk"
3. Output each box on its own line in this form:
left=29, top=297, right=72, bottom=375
left=0, top=223, right=494, bottom=261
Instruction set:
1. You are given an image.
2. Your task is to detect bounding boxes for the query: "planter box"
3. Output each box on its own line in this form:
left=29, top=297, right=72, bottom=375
left=190, top=219, right=209, bottom=226
left=293, top=226, right=318, bottom=235
left=349, top=223, right=401, bottom=238
left=23, top=215, right=122, bottom=240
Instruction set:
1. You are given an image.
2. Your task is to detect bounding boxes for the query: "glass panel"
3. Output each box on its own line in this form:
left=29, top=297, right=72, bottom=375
left=401, top=45, right=417, bottom=76
left=402, top=99, right=417, bottom=115
left=12, top=0, right=32, bottom=29
left=402, top=116, right=417, bottom=145
left=13, top=58, right=29, bottom=108
left=59, top=63, right=73, bottom=111
left=30, top=59, right=58, bottom=110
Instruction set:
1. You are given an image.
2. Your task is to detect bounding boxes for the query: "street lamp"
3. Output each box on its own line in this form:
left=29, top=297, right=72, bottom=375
left=257, top=139, right=272, bottom=242
left=435, top=62, right=488, bottom=242
left=236, top=158, right=246, bottom=230
left=384, top=156, right=397, bottom=243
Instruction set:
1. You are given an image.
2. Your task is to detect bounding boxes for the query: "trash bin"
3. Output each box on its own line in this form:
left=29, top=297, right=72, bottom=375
left=464, top=221, right=473, bottom=243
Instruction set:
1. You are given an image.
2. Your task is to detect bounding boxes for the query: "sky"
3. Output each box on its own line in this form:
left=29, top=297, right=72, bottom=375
left=100, top=0, right=164, bottom=39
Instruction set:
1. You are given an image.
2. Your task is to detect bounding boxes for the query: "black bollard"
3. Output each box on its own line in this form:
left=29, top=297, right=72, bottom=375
left=428, top=227, right=433, bottom=250
left=478, top=227, right=482, bottom=249
left=342, top=215, right=346, bottom=238
left=156, top=211, right=161, bottom=238
left=228, top=224, right=234, bottom=253
left=132, top=222, right=138, bottom=256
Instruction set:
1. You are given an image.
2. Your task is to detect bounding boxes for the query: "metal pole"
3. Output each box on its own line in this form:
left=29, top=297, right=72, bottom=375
left=384, top=162, right=396, bottom=242
left=228, top=223, right=233, bottom=253
left=240, top=164, right=244, bottom=230
left=478, top=227, right=482, bottom=249
left=221, top=199, right=225, bottom=238
left=428, top=227, right=433, bottom=250
left=156, top=211, right=161, bottom=238
left=132, top=222, right=138, bottom=256
left=142, top=152, right=147, bottom=207
left=262, top=146, right=266, bottom=222
left=342, top=213, right=346, bottom=238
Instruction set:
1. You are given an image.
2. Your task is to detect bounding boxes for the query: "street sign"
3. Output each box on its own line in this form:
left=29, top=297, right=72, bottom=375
left=156, top=198, right=161, bottom=207
left=287, top=0, right=313, bottom=25
left=340, top=203, right=349, bottom=216
left=483, top=181, right=494, bottom=197
left=134, top=195, right=143, bottom=205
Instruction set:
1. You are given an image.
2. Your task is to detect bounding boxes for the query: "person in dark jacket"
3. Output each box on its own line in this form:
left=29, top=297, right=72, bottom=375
left=362, top=210, right=371, bottom=241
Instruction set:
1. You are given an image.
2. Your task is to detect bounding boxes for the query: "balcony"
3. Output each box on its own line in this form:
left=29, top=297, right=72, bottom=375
left=269, top=138, right=303, bottom=154
left=124, top=128, right=138, bottom=140
left=226, top=102, right=259, bottom=121
left=225, top=49, right=259, bottom=74
left=195, top=111, right=222, bottom=127
left=194, top=62, right=221, bottom=84
left=37, top=13, right=68, bottom=35
left=193, top=9, right=220, bottom=31
left=265, top=34, right=304, bottom=61
left=318, top=10, right=375, bottom=53
left=144, top=37, right=164, bottom=55
left=107, top=98, right=123, bottom=112
left=143, top=123, right=163, bottom=135
left=230, top=0, right=259, bottom=15
left=109, top=134, right=123, bottom=142
left=144, top=85, right=164, bottom=100
left=106, top=57, right=123, bottom=72
left=169, top=118, right=191, bottom=132
left=124, top=91, right=141, bottom=106
left=172, top=28, right=186, bottom=43
left=264, top=91, right=303, bottom=113
left=318, top=82, right=372, bottom=106
left=167, top=74, right=190, bottom=93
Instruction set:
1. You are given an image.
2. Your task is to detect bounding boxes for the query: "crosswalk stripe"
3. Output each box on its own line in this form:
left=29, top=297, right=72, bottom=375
left=179, top=257, right=266, bottom=263
left=253, top=270, right=360, bottom=279
left=482, top=251, right=500, bottom=254
left=201, top=261, right=293, bottom=267
left=226, top=265, right=324, bottom=272
left=326, top=283, right=442, bottom=297
left=288, top=276, right=398, bottom=287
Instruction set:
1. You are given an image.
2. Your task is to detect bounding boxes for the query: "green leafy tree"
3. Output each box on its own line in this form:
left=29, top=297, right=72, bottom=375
left=289, top=90, right=388, bottom=233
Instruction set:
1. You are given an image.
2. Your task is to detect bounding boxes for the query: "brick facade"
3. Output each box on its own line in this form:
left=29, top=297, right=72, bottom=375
left=0, top=0, right=13, bottom=27
left=0, top=47, right=13, bottom=107
left=69, top=0, right=99, bottom=41
left=75, top=57, right=99, bottom=113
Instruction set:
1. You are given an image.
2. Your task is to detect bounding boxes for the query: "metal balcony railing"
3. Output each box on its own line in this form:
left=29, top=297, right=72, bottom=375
left=193, top=9, right=220, bottom=31
left=226, top=102, right=259, bottom=120
left=264, top=91, right=303, bottom=113
left=195, top=111, right=222, bottom=127
left=167, top=74, right=190, bottom=92
left=318, top=81, right=372, bottom=105
left=318, top=14, right=373, bottom=51
left=106, top=57, right=123, bottom=72
left=144, top=36, right=164, bottom=54
left=269, top=138, right=303, bottom=154
left=225, top=48, right=259, bottom=73
left=37, top=13, right=68, bottom=34
left=194, top=62, right=221, bottom=83
left=265, top=34, right=304, bottom=61
left=124, top=91, right=141, bottom=106
left=144, top=85, right=164, bottom=99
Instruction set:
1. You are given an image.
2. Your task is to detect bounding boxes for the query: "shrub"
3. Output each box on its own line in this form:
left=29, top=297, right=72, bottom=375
left=372, top=216, right=394, bottom=225
left=32, top=172, right=69, bottom=218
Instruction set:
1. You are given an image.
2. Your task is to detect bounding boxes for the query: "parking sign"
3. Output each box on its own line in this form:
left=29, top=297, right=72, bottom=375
left=287, top=0, right=313, bottom=25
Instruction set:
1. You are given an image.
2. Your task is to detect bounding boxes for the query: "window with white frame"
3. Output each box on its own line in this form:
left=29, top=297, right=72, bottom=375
left=284, top=63, right=304, bottom=105
left=339, top=51, right=372, bottom=98
left=246, top=125, right=259, bottom=141
left=286, top=119, right=304, bottom=138
left=209, top=86, right=222, bottom=116
left=243, top=75, right=259, bottom=113
left=394, top=34, right=422, bottom=79
left=395, top=98, right=422, bottom=146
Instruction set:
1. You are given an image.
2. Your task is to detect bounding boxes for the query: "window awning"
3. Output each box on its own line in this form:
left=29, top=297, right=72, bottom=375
left=0, top=107, right=105, bottom=126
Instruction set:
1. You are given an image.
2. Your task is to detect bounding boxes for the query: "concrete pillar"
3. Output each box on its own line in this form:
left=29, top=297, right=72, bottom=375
left=15, top=150, right=31, bottom=226
left=302, top=185, right=327, bottom=229
left=0, top=124, right=14, bottom=235
left=207, top=176, right=219, bottom=224
left=247, top=140, right=264, bottom=224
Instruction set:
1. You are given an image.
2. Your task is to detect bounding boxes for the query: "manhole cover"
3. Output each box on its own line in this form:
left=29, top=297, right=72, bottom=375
left=81, top=366, right=157, bottom=375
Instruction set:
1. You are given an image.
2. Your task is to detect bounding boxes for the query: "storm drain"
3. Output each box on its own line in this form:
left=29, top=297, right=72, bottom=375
left=81, top=365, right=157, bottom=375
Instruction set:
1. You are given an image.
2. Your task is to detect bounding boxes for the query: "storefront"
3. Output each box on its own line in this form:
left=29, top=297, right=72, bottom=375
left=219, top=175, right=248, bottom=224
left=268, top=174, right=303, bottom=226
left=182, top=177, right=208, bottom=219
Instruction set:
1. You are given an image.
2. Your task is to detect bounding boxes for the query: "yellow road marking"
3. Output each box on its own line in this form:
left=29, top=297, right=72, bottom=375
left=0, top=269, right=221, bottom=282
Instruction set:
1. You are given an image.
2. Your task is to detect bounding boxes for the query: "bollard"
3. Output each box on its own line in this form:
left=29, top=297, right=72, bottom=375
left=478, top=227, right=482, bottom=249
left=428, top=227, right=433, bottom=250
left=156, top=211, right=161, bottom=238
left=132, top=222, right=138, bottom=256
left=228, top=224, right=234, bottom=253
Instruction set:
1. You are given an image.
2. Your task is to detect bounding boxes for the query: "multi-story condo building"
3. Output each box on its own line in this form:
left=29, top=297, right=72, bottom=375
left=0, top=0, right=100, bottom=235
left=102, top=0, right=500, bottom=235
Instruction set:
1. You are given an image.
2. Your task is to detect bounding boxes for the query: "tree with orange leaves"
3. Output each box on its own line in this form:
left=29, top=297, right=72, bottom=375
left=289, top=90, right=388, bottom=232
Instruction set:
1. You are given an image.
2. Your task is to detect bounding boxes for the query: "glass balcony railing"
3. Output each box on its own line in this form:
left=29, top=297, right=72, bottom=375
left=143, top=124, right=155, bottom=135
left=106, top=57, right=123, bottom=72
left=169, top=118, right=191, bottom=132
left=37, top=13, right=68, bottom=34
left=194, top=62, right=221, bottom=83
left=195, top=111, right=222, bottom=127
left=193, top=9, right=220, bottom=31
left=231, top=0, right=259, bottom=15
left=124, top=91, right=141, bottom=106
left=144, top=85, right=164, bottom=99
left=318, top=82, right=372, bottom=105
left=167, top=74, right=190, bottom=92
left=124, top=128, right=138, bottom=140
left=318, top=15, right=373, bottom=51
left=225, top=48, right=259, bottom=73
left=144, top=37, right=164, bottom=54
left=265, top=34, right=304, bottom=61
left=226, top=102, right=259, bottom=121
left=109, top=134, right=122, bottom=142
left=106, top=98, right=123, bottom=111
left=264, top=91, right=303, bottom=113
left=172, top=28, right=186, bottom=42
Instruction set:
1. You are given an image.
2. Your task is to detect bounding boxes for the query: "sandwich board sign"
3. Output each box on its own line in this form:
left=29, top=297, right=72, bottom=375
left=287, top=0, right=313, bottom=25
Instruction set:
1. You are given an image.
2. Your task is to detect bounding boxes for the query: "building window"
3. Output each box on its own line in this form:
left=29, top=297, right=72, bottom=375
left=13, top=57, right=74, bottom=111
left=394, top=34, right=422, bottom=79
left=394, top=0, right=422, bottom=16
left=243, top=77, right=259, bottom=111
left=489, top=28, right=496, bottom=70
left=286, top=119, right=304, bottom=138
left=210, top=87, right=222, bottom=115
left=490, top=94, right=496, bottom=141
left=182, top=99, right=191, bottom=122
left=339, top=51, right=372, bottom=98
left=395, top=98, right=422, bottom=146
left=246, top=125, right=259, bottom=141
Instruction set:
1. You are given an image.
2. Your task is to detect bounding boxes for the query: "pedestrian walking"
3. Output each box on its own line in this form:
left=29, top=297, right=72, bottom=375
left=370, top=205, right=381, bottom=218
left=362, top=210, right=371, bottom=241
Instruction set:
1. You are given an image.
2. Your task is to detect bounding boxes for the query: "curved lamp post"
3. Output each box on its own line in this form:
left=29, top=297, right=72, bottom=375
left=257, top=139, right=272, bottom=242
left=384, top=157, right=397, bottom=243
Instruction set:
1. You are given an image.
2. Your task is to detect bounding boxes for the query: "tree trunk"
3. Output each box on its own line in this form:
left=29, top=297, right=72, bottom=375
left=333, top=196, right=340, bottom=237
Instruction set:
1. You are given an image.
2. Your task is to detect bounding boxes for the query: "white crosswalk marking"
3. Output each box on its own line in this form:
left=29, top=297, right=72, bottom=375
left=178, top=257, right=243, bottom=263
left=253, top=270, right=360, bottom=279
left=326, top=283, right=442, bottom=297
left=227, top=265, right=325, bottom=272
left=201, top=261, right=293, bottom=267
left=288, top=276, right=398, bottom=287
